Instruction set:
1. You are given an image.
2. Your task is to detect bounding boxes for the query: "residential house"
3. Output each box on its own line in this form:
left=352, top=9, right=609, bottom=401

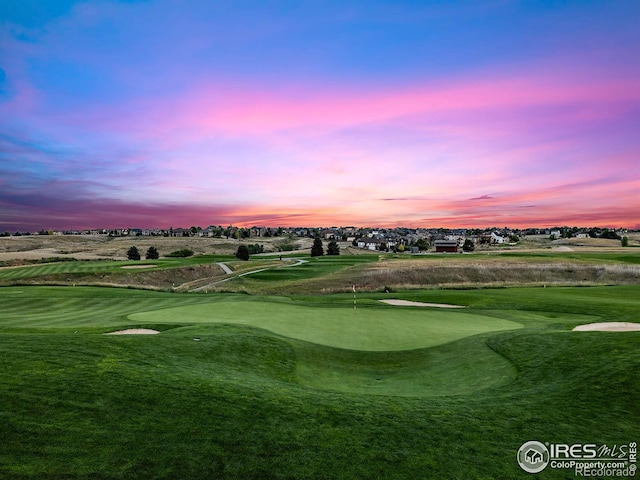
left=357, top=238, right=382, bottom=251
left=434, top=240, right=458, bottom=253
left=491, top=232, right=506, bottom=244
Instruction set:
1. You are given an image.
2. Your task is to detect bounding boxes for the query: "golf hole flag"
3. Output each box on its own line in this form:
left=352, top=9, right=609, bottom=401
left=353, top=285, right=357, bottom=313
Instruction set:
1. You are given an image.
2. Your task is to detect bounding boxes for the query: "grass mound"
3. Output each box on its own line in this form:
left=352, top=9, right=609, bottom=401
left=294, top=332, right=517, bottom=397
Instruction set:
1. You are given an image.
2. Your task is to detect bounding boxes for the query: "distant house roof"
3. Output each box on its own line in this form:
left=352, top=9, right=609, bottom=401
left=434, top=240, right=458, bottom=246
left=434, top=240, right=458, bottom=252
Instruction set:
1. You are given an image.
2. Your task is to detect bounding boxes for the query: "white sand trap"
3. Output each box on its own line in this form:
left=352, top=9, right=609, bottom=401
left=380, top=299, right=466, bottom=308
left=553, top=246, right=574, bottom=252
left=121, top=264, right=157, bottom=269
left=105, top=328, right=160, bottom=335
left=573, top=322, right=640, bottom=332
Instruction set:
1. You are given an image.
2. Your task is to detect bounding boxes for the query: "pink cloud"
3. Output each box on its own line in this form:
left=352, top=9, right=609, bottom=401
left=35, top=58, right=635, bottom=149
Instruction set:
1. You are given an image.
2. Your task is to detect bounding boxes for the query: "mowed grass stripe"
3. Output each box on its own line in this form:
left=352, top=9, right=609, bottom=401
left=0, top=287, right=213, bottom=330
left=0, top=261, right=124, bottom=279
left=0, top=256, right=240, bottom=281
left=129, top=301, right=522, bottom=351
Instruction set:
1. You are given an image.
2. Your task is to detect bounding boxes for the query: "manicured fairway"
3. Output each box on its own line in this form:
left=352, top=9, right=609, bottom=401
left=129, top=301, right=522, bottom=350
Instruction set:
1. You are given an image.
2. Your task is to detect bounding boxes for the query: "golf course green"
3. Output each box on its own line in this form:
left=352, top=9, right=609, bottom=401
left=128, top=300, right=523, bottom=350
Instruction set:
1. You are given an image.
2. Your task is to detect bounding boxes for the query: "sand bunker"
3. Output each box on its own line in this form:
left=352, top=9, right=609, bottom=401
left=121, top=264, right=157, bottom=269
left=573, top=322, right=640, bottom=332
left=380, top=299, right=466, bottom=308
left=105, top=329, right=160, bottom=335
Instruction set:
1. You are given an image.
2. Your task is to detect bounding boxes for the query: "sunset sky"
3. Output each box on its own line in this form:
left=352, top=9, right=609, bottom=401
left=1, top=1, right=639, bottom=231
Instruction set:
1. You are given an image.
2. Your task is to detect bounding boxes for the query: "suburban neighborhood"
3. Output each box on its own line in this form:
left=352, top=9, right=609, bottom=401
left=0, top=224, right=631, bottom=254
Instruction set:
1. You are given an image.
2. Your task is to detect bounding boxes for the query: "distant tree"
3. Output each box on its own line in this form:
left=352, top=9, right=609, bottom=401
left=247, top=244, right=264, bottom=255
left=145, top=246, right=159, bottom=260
left=601, top=229, right=621, bottom=240
left=462, top=239, right=475, bottom=252
left=415, top=238, right=429, bottom=251
left=379, top=242, right=388, bottom=252
left=127, top=246, right=141, bottom=260
left=621, top=236, right=629, bottom=247
left=311, top=236, right=324, bottom=257
left=327, top=240, right=340, bottom=256
left=396, top=244, right=405, bottom=253
left=235, top=245, right=250, bottom=261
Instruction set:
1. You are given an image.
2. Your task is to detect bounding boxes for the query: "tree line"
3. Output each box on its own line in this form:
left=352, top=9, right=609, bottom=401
left=126, top=246, right=194, bottom=260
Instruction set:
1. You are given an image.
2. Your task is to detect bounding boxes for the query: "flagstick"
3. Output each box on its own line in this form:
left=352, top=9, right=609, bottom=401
left=353, top=285, right=357, bottom=314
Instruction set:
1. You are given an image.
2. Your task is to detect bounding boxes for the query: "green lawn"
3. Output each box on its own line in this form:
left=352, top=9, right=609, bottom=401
left=0, top=284, right=638, bottom=479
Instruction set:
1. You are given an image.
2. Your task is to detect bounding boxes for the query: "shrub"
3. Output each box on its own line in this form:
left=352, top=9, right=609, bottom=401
left=235, top=245, right=250, bottom=261
left=278, top=242, right=298, bottom=252
left=247, top=244, right=264, bottom=255
left=462, top=239, right=475, bottom=252
left=166, top=248, right=194, bottom=258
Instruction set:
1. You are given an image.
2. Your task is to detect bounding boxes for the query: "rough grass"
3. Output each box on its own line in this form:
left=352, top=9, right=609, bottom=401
left=274, top=253, right=640, bottom=294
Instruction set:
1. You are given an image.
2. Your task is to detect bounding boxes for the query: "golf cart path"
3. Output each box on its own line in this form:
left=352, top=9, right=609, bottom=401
left=216, top=262, right=233, bottom=274
left=189, top=258, right=308, bottom=292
